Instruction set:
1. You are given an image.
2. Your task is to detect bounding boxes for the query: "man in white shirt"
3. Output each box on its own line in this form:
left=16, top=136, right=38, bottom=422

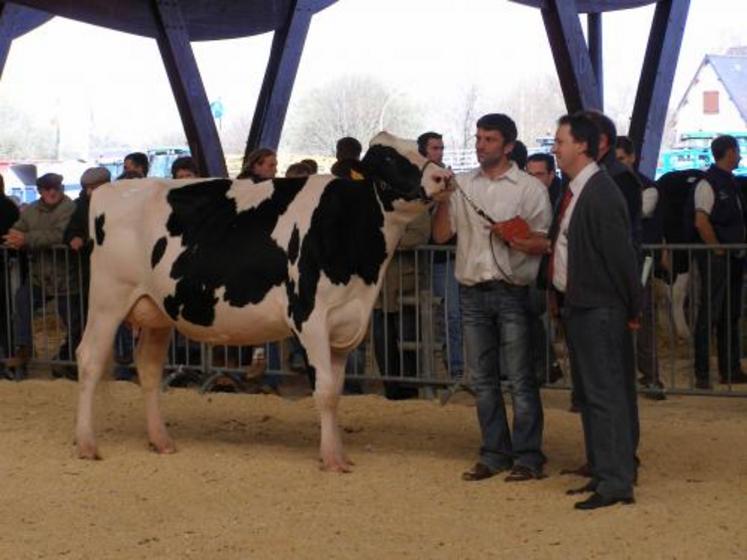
left=432, top=113, right=551, bottom=482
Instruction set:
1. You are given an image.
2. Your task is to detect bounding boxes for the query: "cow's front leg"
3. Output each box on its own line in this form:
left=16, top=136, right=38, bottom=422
left=305, top=340, right=351, bottom=472
left=135, top=327, right=176, bottom=454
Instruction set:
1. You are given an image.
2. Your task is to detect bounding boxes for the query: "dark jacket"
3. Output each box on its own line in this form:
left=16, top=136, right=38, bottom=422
left=0, top=194, right=19, bottom=238
left=563, top=169, right=641, bottom=320
left=637, top=171, right=663, bottom=245
left=702, top=165, right=745, bottom=244
left=548, top=175, right=563, bottom=210
left=64, top=190, right=92, bottom=251
left=599, top=150, right=643, bottom=251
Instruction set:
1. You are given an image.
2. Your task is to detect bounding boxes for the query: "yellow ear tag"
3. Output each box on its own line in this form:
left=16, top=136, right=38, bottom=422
left=350, top=169, right=365, bottom=181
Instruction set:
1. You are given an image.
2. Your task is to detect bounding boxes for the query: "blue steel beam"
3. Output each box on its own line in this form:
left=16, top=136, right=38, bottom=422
left=244, top=0, right=314, bottom=158
left=0, top=2, right=52, bottom=79
left=587, top=12, right=603, bottom=109
left=629, top=0, right=690, bottom=178
left=541, top=0, right=602, bottom=113
left=152, top=0, right=227, bottom=177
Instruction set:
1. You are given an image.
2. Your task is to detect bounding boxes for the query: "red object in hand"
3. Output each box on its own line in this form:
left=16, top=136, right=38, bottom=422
left=492, top=216, right=530, bottom=244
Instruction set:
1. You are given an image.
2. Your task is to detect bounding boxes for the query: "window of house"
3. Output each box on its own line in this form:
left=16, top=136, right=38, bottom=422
left=703, top=91, right=719, bottom=114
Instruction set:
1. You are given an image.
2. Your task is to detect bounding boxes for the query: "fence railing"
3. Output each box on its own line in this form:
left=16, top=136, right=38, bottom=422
left=2, top=244, right=746, bottom=397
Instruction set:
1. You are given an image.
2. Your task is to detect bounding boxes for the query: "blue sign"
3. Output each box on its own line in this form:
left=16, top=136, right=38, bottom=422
left=210, top=100, right=225, bottom=120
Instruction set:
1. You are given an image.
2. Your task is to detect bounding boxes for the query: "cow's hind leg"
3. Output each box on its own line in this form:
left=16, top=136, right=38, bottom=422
left=306, top=340, right=351, bottom=472
left=76, top=314, right=122, bottom=460
left=134, top=327, right=175, bottom=454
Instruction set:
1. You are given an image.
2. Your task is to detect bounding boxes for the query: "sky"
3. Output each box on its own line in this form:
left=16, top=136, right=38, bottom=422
left=0, top=0, right=745, bottom=159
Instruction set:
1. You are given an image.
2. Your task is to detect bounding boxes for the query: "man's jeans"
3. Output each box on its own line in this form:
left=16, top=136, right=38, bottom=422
left=460, top=281, right=544, bottom=472
left=433, top=260, right=463, bottom=378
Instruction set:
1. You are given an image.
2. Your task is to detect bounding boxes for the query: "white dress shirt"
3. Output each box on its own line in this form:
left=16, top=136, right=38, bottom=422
left=552, top=161, right=599, bottom=293
left=448, top=162, right=552, bottom=286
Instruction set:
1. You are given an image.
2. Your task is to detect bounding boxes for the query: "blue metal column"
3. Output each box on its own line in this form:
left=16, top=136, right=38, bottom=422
left=629, top=0, right=690, bottom=178
left=541, top=0, right=602, bottom=113
left=244, top=0, right=314, bottom=160
left=152, top=0, right=227, bottom=177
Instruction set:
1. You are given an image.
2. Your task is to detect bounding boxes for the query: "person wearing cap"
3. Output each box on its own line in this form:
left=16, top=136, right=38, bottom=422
left=64, top=167, right=111, bottom=289
left=3, top=173, right=76, bottom=378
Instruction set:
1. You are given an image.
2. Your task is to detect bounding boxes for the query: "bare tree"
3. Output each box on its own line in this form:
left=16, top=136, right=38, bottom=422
left=0, top=104, right=57, bottom=159
left=498, top=74, right=566, bottom=148
left=447, top=84, right=481, bottom=151
left=282, top=75, right=423, bottom=154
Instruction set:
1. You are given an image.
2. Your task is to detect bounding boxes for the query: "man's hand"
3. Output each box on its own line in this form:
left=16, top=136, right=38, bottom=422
left=430, top=183, right=454, bottom=203
left=69, top=237, right=84, bottom=251
left=3, top=229, right=26, bottom=250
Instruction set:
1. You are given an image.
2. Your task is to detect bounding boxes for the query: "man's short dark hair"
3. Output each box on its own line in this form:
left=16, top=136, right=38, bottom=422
left=476, top=113, right=517, bottom=144
left=711, top=135, right=739, bottom=161
left=616, top=135, right=635, bottom=156
left=171, top=156, right=198, bottom=178
left=300, top=158, right=318, bottom=174
left=336, top=137, right=363, bottom=161
left=124, top=152, right=149, bottom=176
left=558, top=113, right=600, bottom=160
left=510, top=140, right=528, bottom=170
left=527, top=152, right=555, bottom=173
left=416, top=131, right=442, bottom=157
left=583, top=110, right=616, bottom=149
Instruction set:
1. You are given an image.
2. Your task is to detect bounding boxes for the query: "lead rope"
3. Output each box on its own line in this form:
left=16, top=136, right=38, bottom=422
left=449, top=177, right=512, bottom=282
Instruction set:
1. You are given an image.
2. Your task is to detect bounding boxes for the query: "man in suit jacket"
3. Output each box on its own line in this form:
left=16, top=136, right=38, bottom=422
left=549, top=113, right=641, bottom=510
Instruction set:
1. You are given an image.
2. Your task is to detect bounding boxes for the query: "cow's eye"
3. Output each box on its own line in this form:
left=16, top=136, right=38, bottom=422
left=434, top=176, right=443, bottom=183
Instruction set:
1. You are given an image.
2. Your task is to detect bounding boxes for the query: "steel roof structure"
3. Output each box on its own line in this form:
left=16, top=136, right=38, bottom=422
left=0, top=0, right=690, bottom=178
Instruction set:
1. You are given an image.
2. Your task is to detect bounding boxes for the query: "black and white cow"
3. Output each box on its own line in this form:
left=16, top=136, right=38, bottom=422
left=75, top=132, right=452, bottom=471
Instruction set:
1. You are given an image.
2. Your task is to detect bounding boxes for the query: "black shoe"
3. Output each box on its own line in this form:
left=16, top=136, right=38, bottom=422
left=694, top=378, right=712, bottom=390
left=574, top=493, right=634, bottom=510
left=504, top=464, right=546, bottom=482
left=642, top=381, right=666, bottom=401
left=719, top=370, right=747, bottom=384
left=566, top=481, right=596, bottom=495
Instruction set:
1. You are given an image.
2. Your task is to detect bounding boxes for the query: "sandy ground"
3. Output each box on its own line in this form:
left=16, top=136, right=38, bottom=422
left=0, top=379, right=745, bottom=560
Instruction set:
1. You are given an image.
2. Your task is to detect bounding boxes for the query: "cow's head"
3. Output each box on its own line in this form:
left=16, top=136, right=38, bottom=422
left=362, top=132, right=452, bottom=202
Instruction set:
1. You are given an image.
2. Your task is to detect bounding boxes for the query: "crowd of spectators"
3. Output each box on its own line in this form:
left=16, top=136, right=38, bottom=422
left=1, top=115, right=745, bottom=408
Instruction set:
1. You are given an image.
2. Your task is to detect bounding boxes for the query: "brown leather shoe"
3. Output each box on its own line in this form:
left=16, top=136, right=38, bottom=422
left=462, top=462, right=500, bottom=482
left=504, top=464, right=546, bottom=482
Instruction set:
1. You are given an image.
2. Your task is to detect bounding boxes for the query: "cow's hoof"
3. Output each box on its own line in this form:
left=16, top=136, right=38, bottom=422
left=149, top=440, right=177, bottom=455
left=319, top=456, right=354, bottom=473
left=77, top=443, right=102, bottom=461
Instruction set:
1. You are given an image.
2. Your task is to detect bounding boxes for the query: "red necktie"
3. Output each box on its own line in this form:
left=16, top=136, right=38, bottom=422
left=548, top=188, right=574, bottom=285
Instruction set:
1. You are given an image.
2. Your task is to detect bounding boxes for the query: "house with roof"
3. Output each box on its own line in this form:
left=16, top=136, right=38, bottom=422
left=669, top=47, right=747, bottom=147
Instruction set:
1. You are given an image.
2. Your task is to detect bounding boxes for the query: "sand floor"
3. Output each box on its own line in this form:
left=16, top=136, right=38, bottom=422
left=0, top=379, right=745, bottom=560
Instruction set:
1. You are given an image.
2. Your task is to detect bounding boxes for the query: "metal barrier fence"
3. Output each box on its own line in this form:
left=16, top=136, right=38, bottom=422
left=2, top=244, right=746, bottom=397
